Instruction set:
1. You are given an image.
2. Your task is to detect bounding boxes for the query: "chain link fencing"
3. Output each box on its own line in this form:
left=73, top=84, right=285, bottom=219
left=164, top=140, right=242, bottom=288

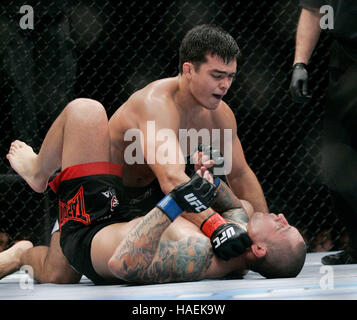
left=0, top=0, right=346, bottom=252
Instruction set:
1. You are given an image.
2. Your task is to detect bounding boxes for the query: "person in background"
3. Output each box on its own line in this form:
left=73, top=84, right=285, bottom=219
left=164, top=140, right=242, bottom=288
left=290, top=0, right=357, bottom=264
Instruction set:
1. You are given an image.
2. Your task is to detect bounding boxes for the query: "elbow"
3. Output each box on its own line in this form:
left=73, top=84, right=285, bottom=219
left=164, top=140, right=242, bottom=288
left=107, top=254, right=129, bottom=281
left=108, top=253, right=144, bottom=283
left=229, top=163, right=253, bottom=181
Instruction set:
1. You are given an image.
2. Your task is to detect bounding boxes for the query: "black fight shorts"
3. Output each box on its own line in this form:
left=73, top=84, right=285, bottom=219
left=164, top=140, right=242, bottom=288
left=123, top=178, right=165, bottom=218
left=49, top=162, right=130, bottom=284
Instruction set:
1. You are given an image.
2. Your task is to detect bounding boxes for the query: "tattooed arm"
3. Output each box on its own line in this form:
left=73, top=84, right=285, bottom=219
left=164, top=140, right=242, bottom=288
left=212, top=178, right=252, bottom=223
left=108, top=207, right=214, bottom=284
left=108, top=178, right=251, bottom=284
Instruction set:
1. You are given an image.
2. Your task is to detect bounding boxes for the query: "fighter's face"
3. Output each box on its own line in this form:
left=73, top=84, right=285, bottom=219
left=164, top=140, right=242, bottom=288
left=189, top=54, right=237, bottom=110
left=247, top=212, right=304, bottom=246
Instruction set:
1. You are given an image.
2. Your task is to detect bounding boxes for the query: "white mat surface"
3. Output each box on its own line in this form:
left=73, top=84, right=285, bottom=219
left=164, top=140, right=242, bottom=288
left=1, top=251, right=356, bottom=300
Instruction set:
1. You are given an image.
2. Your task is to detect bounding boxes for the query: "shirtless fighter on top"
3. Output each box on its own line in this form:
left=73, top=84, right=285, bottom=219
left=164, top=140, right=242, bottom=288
left=109, top=24, right=269, bottom=260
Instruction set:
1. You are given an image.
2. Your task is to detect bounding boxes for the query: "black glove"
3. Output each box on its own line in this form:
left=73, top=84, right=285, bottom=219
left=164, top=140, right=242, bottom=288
left=201, top=213, right=252, bottom=260
left=170, top=173, right=218, bottom=213
left=157, top=173, right=218, bottom=220
left=289, top=63, right=312, bottom=103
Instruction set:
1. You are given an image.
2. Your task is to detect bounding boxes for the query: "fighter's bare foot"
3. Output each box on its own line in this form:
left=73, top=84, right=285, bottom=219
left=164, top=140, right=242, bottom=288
left=0, top=240, right=33, bottom=280
left=6, top=140, right=48, bottom=193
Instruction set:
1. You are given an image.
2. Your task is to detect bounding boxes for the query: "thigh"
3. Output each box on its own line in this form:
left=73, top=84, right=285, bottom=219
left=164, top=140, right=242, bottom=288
left=45, top=232, right=82, bottom=283
left=21, top=231, right=81, bottom=284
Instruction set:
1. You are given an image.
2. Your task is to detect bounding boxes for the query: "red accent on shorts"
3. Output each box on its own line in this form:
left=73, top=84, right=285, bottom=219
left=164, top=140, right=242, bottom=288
left=200, top=212, right=226, bottom=238
left=49, top=162, right=123, bottom=193
left=58, top=185, right=90, bottom=231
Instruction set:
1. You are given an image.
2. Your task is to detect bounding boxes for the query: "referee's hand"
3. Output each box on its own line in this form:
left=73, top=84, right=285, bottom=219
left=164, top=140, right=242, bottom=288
left=290, top=63, right=312, bottom=103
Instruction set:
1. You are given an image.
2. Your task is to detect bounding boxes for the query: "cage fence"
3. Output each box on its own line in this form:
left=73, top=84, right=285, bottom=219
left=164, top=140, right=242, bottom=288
left=0, top=0, right=346, bottom=252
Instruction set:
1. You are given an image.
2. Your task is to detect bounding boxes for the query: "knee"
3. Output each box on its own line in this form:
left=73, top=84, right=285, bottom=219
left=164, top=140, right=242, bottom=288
left=107, top=255, right=126, bottom=280
left=65, top=98, right=107, bottom=122
left=107, top=250, right=138, bottom=282
left=38, top=264, right=81, bottom=284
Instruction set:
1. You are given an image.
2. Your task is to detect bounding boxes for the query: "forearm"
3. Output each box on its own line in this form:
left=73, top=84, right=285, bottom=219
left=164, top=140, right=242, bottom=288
left=211, top=179, right=251, bottom=225
left=211, top=178, right=243, bottom=212
left=156, top=165, right=190, bottom=194
left=157, top=166, right=218, bottom=227
left=109, top=207, right=171, bottom=283
left=183, top=173, right=255, bottom=225
left=293, top=8, right=322, bottom=65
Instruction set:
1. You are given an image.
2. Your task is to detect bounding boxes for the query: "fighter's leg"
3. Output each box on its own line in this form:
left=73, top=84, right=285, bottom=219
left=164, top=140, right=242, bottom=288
left=20, top=232, right=81, bottom=284
left=6, top=98, right=110, bottom=283
left=0, top=240, right=33, bottom=280
left=6, top=97, right=110, bottom=192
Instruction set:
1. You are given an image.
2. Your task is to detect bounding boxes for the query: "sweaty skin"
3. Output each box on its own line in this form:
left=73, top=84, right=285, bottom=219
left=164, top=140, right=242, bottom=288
left=109, top=54, right=268, bottom=214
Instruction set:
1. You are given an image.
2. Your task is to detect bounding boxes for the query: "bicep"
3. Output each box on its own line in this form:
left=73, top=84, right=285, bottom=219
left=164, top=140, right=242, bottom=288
left=217, top=104, right=249, bottom=178
left=147, top=236, right=213, bottom=283
left=225, top=131, right=250, bottom=181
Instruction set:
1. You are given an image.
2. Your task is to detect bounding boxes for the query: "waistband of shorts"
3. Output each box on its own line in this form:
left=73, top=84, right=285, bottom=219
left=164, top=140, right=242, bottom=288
left=49, top=162, right=123, bottom=193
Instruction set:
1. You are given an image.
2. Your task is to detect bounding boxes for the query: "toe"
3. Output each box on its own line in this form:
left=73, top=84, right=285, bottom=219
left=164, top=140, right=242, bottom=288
left=12, top=140, right=24, bottom=148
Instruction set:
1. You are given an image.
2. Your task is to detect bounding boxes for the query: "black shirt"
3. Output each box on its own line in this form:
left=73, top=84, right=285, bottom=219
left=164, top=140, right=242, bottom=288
left=300, top=0, right=357, bottom=60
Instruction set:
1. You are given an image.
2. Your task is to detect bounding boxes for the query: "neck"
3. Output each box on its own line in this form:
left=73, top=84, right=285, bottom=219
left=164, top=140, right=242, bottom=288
left=206, top=251, right=250, bottom=279
left=175, top=74, right=205, bottom=114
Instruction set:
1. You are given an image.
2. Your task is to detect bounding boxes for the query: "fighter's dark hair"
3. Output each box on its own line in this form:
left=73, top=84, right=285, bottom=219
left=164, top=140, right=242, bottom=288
left=178, top=24, right=241, bottom=74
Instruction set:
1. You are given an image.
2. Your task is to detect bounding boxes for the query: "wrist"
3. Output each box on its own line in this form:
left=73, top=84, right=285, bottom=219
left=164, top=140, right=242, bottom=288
left=293, top=62, right=307, bottom=69
left=213, top=176, right=221, bottom=187
left=156, top=194, right=182, bottom=221
left=200, top=212, right=227, bottom=238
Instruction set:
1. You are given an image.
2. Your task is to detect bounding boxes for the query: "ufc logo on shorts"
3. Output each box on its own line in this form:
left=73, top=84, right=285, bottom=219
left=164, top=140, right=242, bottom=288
left=212, top=227, right=236, bottom=248
left=184, top=193, right=207, bottom=212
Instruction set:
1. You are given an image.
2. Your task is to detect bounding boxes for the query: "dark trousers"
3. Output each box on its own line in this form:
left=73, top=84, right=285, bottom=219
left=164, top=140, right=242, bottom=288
left=0, top=13, right=77, bottom=148
left=322, top=41, right=357, bottom=250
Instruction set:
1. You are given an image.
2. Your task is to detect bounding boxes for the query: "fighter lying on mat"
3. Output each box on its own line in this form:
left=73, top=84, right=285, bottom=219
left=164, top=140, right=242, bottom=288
left=2, top=98, right=306, bottom=284
left=108, top=169, right=307, bottom=283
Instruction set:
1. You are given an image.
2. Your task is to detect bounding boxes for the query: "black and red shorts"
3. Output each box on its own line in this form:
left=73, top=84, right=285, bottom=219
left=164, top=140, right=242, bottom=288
left=49, top=162, right=131, bottom=284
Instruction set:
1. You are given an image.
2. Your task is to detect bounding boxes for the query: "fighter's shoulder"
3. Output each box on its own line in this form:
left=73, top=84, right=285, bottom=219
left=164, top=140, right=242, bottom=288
left=128, top=77, right=177, bottom=113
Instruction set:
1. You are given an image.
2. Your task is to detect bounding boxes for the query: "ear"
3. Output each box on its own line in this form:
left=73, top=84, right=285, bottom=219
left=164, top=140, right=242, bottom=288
left=250, top=243, right=267, bottom=259
left=182, top=62, right=193, bottom=79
